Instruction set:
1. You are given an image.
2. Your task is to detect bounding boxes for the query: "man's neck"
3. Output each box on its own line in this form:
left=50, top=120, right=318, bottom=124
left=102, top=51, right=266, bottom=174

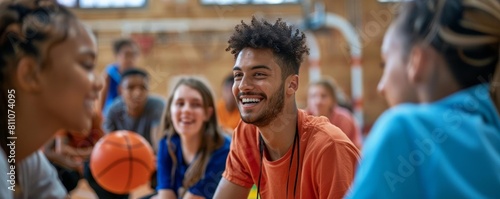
left=127, top=106, right=145, bottom=118
left=258, top=108, right=298, bottom=161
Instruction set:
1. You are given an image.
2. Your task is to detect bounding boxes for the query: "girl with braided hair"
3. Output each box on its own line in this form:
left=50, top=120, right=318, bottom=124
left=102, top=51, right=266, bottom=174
left=0, top=0, right=102, bottom=198
left=347, top=0, right=500, bottom=198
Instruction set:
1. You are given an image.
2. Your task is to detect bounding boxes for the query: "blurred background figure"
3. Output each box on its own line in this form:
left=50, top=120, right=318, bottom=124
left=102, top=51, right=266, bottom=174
left=99, top=38, right=140, bottom=116
left=216, top=74, right=241, bottom=135
left=156, top=77, right=230, bottom=199
left=307, top=78, right=363, bottom=149
left=104, top=68, right=165, bottom=148
left=103, top=68, right=164, bottom=198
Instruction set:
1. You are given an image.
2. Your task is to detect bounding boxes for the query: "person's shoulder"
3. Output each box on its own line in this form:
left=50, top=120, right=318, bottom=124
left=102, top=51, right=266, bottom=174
left=106, top=97, right=126, bottom=116
left=365, top=103, right=426, bottom=147
left=159, top=134, right=181, bottom=149
left=300, top=111, right=361, bottom=160
left=377, top=103, right=435, bottom=129
left=146, top=95, right=166, bottom=109
left=231, top=121, right=258, bottom=151
left=302, top=110, right=350, bottom=143
left=108, top=97, right=126, bottom=110
left=148, top=95, right=166, bottom=104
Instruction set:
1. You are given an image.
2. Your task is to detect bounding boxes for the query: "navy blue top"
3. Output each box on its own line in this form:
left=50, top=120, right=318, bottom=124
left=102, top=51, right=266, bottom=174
left=157, top=134, right=230, bottom=199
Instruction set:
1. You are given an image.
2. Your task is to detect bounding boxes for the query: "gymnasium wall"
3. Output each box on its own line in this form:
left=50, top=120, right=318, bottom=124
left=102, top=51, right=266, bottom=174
left=73, top=0, right=401, bottom=133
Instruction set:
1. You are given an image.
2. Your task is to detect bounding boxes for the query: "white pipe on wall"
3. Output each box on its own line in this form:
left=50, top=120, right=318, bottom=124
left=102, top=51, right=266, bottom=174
left=324, top=13, right=364, bottom=129
left=304, top=31, right=321, bottom=83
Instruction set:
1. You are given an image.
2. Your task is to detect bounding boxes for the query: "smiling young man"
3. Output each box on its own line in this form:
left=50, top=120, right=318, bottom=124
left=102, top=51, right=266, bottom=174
left=213, top=17, right=360, bottom=199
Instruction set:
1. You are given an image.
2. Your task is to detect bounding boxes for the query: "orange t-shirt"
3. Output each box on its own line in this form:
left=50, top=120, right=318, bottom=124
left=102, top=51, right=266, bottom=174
left=329, top=106, right=363, bottom=149
left=216, top=99, right=241, bottom=131
left=223, top=110, right=360, bottom=199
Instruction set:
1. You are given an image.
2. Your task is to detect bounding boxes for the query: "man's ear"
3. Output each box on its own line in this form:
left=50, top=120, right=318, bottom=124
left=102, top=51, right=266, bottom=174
left=286, top=75, right=299, bottom=95
left=407, top=45, right=428, bottom=84
left=16, top=57, right=42, bottom=92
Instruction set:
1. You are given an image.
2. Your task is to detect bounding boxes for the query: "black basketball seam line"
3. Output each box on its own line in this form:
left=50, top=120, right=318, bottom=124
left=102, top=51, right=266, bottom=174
left=95, top=157, right=153, bottom=178
left=96, top=158, right=131, bottom=178
left=102, top=140, right=148, bottom=149
left=124, top=134, right=133, bottom=192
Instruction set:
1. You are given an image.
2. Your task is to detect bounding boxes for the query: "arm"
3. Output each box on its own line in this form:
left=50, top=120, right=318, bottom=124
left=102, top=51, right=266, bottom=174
left=56, top=133, right=93, bottom=158
left=183, top=192, right=205, bottom=199
left=21, top=151, right=68, bottom=198
left=157, top=137, right=178, bottom=197
left=316, top=141, right=360, bottom=199
left=158, top=190, right=177, bottom=199
left=61, top=144, right=93, bottom=158
left=98, top=73, right=110, bottom=112
left=43, top=139, right=80, bottom=170
left=213, top=178, right=251, bottom=199
left=213, top=127, right=254, bottom=198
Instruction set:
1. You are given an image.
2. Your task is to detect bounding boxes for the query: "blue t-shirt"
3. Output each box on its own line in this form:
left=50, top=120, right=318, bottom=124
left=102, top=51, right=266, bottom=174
left=157, top=134, right=230, bottom=199
left=103, top=64, right=121, bottom=116
left=347, top=84, right=500, bottom=198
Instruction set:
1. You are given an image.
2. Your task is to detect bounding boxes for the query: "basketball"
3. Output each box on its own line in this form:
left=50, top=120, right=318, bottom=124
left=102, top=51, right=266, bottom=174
left=90, top=130, right=155, bottom=194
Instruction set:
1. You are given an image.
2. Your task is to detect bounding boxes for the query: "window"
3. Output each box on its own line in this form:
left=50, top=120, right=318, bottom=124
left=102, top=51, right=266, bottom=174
left=201, top=0, right=299, bottom=5
left=58, top=0, right=147, bottom=8
left=377, top=0, right=411, bottom=2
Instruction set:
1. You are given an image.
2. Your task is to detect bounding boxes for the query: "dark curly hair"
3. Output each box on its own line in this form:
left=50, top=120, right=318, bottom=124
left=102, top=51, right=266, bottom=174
left=226, top=17, right=310, bottom=80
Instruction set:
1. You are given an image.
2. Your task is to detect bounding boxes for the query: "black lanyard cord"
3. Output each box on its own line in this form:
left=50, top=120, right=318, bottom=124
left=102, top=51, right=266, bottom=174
left=256, top=122, right=300, bottom=199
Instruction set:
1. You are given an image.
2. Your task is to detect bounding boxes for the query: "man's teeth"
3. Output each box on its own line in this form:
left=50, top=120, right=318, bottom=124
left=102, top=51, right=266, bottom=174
left=242, top=98, right=261, bottom=103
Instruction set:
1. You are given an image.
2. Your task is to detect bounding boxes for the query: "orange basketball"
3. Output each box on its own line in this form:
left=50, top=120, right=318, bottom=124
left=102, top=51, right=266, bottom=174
left=90, top=130, right=155, bottom=194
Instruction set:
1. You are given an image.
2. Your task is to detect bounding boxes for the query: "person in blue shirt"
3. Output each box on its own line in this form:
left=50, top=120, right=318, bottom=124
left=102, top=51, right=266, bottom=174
left=347, top=0, right=500, bottom=198
left=156, top=77, right=230, bottom=199
left=99, top=38, right=140, bottom=116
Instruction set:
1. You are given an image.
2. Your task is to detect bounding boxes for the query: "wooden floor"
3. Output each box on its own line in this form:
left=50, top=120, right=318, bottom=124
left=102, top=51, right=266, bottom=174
left=69, top=179, right=258, bottom=199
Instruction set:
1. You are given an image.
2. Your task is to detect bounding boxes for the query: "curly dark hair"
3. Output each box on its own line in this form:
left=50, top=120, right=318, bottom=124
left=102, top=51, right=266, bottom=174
left=226, top=17, right=310, bottom=79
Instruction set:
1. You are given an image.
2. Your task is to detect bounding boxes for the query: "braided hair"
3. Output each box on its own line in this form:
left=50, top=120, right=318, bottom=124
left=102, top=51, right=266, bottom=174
left=396, top=0, right=500, bottom=89
left=0, top=0, right=77, bottom=155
